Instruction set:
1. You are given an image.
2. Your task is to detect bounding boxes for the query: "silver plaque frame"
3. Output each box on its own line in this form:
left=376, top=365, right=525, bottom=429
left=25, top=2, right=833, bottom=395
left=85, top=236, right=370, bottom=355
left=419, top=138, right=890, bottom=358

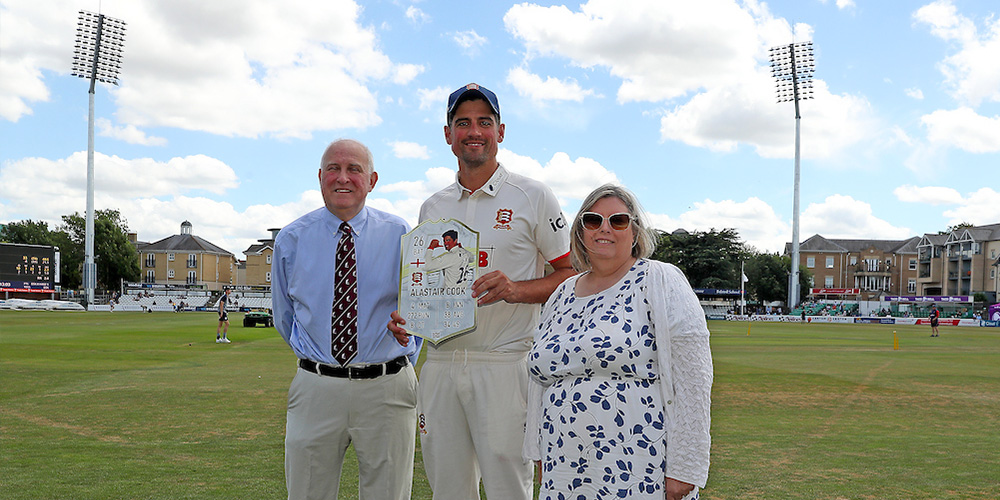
left=399, top=219, right=478, bottom=344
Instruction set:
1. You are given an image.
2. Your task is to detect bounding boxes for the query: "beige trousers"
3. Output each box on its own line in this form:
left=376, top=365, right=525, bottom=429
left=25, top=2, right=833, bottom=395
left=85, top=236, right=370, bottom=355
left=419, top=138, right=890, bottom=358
left=285, top=363, right=418, bottom=500
left=418, top=351, right=533, bottom=500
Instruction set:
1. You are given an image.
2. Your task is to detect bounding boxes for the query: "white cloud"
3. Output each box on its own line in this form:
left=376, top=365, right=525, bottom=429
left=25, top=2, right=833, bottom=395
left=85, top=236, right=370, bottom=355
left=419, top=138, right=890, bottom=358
left=0, top=0, right=422, bottom=139
left=836, top=0, right=856, bottom=9
left=890, top=126, right=915, bottom=146
left=389, top=141, right=430, bottom=160
left=894, top=185, right=1000, bottom=226
left=0, top=151, right=239, bottom=224
left=800, top=194, right=912, bottom=240
left=96, top=118, right=168, bottom=146
left=452, top=30, right=488, bottom=56
left=504, top=1, right=873, bottom=159
left=0, top=0, right=68, bottom=122
left=0, top=149, right=305, bottom=254
left=652, top=197, right=790, bottom=252
left=914, top=0, right=1000, bottom=105
left=405, top=6, right=431, bottom=25
left=124, top=193, right=320, bottom=255
left=660, top=76, right=875, bottom=159
left=921, top=107, right=1000, bottom=153
left=506, top=67, right=599, bottom=103
left=498, top=150, right=620, bottom=207
left=505, top=0, right=762, bottom=103
left=392, top=63, right=425, bottom=85
left=893, top=185, right=963, bottom=205
left=417, top=86, right=451, bottom=112
left=905, top=87, right=925, bottom=100
left=375, top=167, right=456, bottom=227
left=942, top=188, right=1000, bottom=225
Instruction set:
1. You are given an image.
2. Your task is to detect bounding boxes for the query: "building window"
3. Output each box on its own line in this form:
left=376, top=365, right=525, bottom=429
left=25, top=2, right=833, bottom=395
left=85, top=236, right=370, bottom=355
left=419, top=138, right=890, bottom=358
left=266, top=271, right=271, bottom=283
left=908, top=279, right=916, bottom=293
left=850, top=256, right=857, bottom=265
left=809, top=276, right=815, bottom=286
left=825, top=275, right=834, bottom=287
left=807, top=257, right=815, bottom=268
left=187, top=271, right=197, bottom=285
left=909, top=259, right=917, bottom=270
left=168, top=253, right=175, bottom=261
left=826, top=257, right=834, bottom=269
left=266, top=254, right=272, bottom=264
left=145, top=270, right=155, bottom=283
left=145, top=254, right=155, bottom=267
left=168, top=269, right=175, bottom=278
left=187, top=255, right=197, bottom=268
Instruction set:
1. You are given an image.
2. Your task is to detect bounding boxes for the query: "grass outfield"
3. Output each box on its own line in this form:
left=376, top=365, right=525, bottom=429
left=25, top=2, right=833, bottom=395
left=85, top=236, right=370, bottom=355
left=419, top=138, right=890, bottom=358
left=1, top=311, right=997, bottom=499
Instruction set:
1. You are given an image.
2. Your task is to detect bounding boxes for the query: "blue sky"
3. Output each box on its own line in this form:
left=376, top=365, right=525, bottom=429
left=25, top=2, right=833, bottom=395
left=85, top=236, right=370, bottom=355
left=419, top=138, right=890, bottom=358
left=2, top=0, right=999, bottom=257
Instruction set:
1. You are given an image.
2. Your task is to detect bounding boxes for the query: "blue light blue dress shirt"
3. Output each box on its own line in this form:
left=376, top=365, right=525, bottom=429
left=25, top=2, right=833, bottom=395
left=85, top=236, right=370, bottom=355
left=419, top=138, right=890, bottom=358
left=272, top=205, right=422, bottom=366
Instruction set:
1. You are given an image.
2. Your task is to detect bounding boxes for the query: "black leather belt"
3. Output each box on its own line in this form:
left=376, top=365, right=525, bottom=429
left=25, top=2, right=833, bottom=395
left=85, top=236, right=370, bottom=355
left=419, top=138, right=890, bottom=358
left=298, top=356, right=408, bottom=380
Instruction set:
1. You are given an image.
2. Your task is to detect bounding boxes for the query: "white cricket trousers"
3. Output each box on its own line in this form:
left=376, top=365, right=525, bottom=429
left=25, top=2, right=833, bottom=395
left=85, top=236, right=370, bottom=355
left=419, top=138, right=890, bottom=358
left=418, top=350, right=533, bottom=500
left=285, top=363, right=418, bottom=500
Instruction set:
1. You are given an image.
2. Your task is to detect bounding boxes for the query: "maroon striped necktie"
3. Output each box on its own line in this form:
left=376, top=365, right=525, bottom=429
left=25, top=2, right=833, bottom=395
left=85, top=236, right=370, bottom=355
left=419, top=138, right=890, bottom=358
left=331, top=222, right=358, bottom=365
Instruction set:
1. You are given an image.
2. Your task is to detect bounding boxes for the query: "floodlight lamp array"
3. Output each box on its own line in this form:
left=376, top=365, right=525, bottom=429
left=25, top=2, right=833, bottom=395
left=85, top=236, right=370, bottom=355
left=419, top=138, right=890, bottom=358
left=71, top=10, right=127, bottom=85
left=769, top=41, right=815, bottom=103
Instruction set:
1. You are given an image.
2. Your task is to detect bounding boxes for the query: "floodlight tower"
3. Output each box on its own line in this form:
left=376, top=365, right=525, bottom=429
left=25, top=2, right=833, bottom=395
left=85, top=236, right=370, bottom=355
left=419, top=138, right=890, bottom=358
left=71, top=10, right=126, bottom=305
left=769, top=41, right=814, bottom=311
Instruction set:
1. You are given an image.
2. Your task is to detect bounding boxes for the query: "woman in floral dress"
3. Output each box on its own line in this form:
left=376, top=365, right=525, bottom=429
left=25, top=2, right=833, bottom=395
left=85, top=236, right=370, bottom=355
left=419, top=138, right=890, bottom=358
left=524, top=184, right=713, bottom=500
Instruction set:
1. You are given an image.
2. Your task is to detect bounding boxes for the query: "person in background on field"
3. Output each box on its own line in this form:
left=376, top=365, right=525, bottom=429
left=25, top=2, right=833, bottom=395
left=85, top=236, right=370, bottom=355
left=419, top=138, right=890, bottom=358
left=216, top=288, right=231, bottom=343
left=389, top=83, right=574, bottom=500
left=524, top=184, right=713, bottom=500
left=272, top=138, right=421, bottom=500
left=929, top=304, right=941, bottom=337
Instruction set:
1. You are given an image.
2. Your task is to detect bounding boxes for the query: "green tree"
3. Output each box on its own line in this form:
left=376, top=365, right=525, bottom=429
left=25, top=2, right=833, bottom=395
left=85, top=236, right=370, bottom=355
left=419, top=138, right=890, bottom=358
left=58, top=210, right=140, bottom=291
left=652, top=228, right=747, bottom=289
left=940, top=222, right=974, bottom=234
left=0, top=220, right=56, bottom=246
left=744, top=252, right=786, bottom=304
left=742, top=252, right=813, bottom=306
left=0, top=220, right=81, bottom=288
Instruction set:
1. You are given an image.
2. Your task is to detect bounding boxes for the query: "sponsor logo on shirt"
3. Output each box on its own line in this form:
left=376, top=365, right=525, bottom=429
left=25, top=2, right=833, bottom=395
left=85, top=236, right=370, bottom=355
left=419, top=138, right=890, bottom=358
left=549, top=214, right=566, bottom=232
left=494, top=208, right=513, bottom=231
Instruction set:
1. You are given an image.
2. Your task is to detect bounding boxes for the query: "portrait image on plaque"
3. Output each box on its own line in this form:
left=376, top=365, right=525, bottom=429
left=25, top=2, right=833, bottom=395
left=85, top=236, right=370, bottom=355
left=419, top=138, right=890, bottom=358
left=399, top=219, right=478, bottom=344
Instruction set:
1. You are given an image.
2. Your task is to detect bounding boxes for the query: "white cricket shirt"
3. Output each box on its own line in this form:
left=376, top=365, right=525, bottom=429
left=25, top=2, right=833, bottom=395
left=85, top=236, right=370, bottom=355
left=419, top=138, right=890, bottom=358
left=419, top=164, right=571, bottom=353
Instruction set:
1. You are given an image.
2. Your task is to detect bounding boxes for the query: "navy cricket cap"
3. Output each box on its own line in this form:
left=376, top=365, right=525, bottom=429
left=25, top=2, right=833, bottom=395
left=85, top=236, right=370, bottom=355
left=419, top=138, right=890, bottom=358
left=447, top=83, right=500, bottom=123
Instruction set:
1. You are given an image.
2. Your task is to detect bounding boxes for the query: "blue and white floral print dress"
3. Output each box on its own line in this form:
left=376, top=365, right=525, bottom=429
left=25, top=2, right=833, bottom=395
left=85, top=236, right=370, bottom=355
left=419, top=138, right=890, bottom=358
left=528, top=260, right=667, bottom=498
left=525, top=259, right=713, bottom=500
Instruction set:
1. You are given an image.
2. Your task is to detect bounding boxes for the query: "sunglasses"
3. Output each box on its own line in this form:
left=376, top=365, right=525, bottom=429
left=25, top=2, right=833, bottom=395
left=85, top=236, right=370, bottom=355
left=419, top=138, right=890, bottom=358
left=581, top=212, right=632, bottom=231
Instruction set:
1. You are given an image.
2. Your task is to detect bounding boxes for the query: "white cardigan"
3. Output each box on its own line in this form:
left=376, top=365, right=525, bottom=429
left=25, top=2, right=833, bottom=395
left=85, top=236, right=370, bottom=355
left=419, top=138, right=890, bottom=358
left=523, top=259, right=714, bottom=488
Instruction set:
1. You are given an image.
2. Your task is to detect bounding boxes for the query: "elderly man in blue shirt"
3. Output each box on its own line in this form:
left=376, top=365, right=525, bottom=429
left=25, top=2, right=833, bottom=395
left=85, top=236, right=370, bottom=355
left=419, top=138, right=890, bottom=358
left=272, top=138, right=421, bottom=500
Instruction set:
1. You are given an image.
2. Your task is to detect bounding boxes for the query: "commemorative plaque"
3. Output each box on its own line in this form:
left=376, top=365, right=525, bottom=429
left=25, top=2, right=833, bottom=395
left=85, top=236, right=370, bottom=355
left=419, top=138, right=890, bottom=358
left=399, top=219, right=478, bottom=344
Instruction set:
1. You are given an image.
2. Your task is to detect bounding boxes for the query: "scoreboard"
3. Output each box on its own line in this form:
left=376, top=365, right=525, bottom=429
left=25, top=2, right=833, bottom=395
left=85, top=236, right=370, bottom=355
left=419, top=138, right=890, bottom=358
left=0, top=243, right=59, bottom=292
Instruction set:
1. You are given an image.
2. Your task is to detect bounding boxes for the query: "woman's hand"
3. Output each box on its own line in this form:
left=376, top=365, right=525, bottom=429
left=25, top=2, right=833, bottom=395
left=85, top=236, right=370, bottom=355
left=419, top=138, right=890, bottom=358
left=665, top=477, right=695, bottom=500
